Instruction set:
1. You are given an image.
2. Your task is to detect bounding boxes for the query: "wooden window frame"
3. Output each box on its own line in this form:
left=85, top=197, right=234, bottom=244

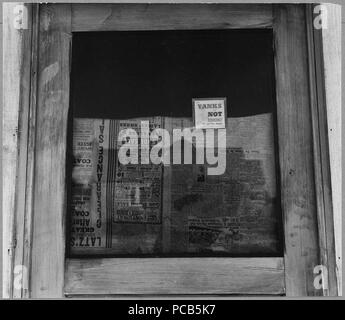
left=3, top=3, right=338, bottom=297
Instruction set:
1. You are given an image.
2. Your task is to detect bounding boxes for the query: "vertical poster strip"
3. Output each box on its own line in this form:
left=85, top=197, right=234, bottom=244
left=105, top=119, right=116, bottom=248
left=70, top=119, right=110, bottom=254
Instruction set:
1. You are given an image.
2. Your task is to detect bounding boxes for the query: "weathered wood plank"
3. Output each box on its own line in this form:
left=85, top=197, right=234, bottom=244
left=305, top=4, right=338, bottom=296
left=3, top=2, right=35, bottom=298
left=320, top=4, right=342, bottom=295
left=30, top=4, right=72, bottom=298
left=273, top=4, right=320, bottom=296
left=65, top=257, right=285, bottom=295
left=71, top=4, right=273, bottom=32
left=3, top=2, right=24, bottom=298
left=11, top=3, right=39, bottom=299
left=20, top=4, right=40, bottom=299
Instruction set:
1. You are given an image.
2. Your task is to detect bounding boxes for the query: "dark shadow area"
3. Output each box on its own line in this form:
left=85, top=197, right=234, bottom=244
left=71, top=29, right=276, bottom=119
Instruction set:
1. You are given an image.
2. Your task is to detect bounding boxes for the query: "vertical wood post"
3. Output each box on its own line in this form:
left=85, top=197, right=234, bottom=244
left=273, top=4, right=321, bottom=296
left=30, top=4, right=72, bottom=298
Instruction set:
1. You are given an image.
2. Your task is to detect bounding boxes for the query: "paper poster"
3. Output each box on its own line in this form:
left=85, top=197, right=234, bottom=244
left=193, top=98, right=227, bottom=129
left=70, top=117, right=163, bottom=255
left=69, top=113, right=281, bottom=256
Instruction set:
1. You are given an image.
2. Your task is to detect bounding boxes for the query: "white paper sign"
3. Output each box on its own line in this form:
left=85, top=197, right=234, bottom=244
left=193, top=98, right=227, bottom=129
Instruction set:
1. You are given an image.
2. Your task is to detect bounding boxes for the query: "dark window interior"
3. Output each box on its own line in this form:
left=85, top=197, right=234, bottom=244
left=68, top=29, right=283, bottom=258
left=71, top=29, right=276, bottom=119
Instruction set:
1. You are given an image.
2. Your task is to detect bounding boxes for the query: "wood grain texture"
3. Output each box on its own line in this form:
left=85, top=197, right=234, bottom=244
left=65, top=257, right=285, bottom=295
left=71, top=4, right=273, bottom=32
left=273, top=4, right=320, bottom=296
left=30, top=4, right=72, bottom=298
left=305, top=4, right=338, bottom=296
left=2, top=2, right=38, bottom=298
left=320, top=4, right=342, bottom=295
left=3, top=2, right=27, bottom=298
left=20, top=4, right=40, bottom=299
left=10, top=4, right=39, bottom=299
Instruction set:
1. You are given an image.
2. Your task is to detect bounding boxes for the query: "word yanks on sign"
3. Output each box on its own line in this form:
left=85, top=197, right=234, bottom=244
left=193, top=97, right=227, bottom=129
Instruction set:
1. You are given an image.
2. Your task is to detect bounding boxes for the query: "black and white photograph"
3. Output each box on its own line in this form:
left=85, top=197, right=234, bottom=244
left=2, top=0, right=343, bottom=303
